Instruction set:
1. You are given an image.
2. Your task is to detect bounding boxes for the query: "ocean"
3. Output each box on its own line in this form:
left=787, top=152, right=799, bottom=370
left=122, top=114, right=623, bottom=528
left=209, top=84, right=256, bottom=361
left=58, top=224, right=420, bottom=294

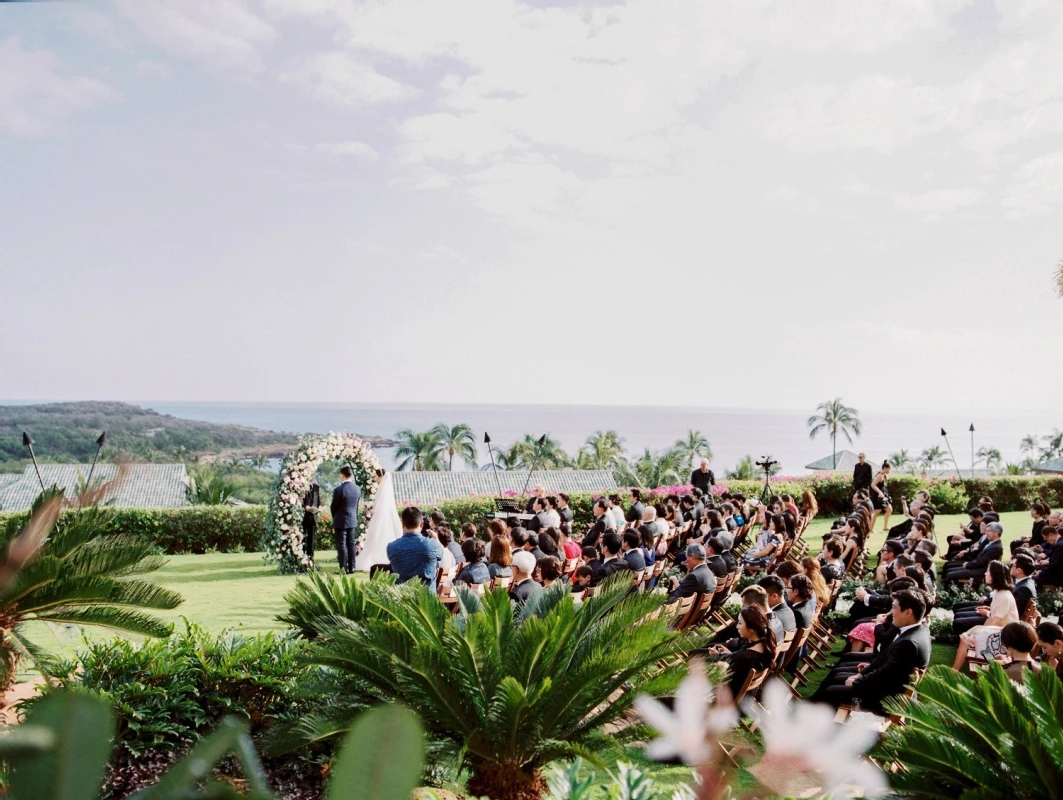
left=142, top=402, right=1059, bottom=476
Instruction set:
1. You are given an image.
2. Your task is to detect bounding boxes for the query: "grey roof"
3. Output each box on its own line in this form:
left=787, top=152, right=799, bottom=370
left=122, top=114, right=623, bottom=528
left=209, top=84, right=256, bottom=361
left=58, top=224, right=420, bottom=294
left=804, top=450, right=862, bottom=472
left=391, top=470, right=617, bottom=506
left=0, top=464, right=189, bottom=512
left=1032, top=457, right=1063, bottom=474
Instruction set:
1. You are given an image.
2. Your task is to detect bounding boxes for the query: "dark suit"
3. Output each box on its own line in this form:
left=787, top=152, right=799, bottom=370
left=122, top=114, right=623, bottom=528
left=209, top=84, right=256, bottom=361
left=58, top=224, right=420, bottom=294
left=590, top=557, right=632, bottom=587
left=814, top=623, right=931, bottom=713
left=509, top=578, right=544, bottom=604
left=667, top=563, right=716, bottom=602
left=705, top=554, right=728, bottom=579
left=853, top=462, right=872, bottom=492
left=527, top=511, right=549, bottom=533
left=790, top=599, right=815, bottom=631
left=559, top=506, right=574, bottom=524
left=582, top=515, right=615, bottom=549
left=1035, top=546, right=1063, bottom=589
left=720, top=549, right=737, bottom=573
left=624, top=548, right=647, bottom=572
left=331, top=480, right=361, bottom=573
left=944, top=538, right=1003, bottom=585
left=626, top=501, right=645, bottom=524
left=301, top=483, right=320, bottom=559
left=770, top=602, right=796, bottom=633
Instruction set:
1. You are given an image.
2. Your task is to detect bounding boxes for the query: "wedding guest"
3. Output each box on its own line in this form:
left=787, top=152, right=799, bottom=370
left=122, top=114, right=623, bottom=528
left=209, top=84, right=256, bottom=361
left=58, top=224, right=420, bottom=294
left=874, top=540, right=905, bottom=583
left=527, top=498, right=549, bottom=533
left=740, top=514, right=783, bottom=574
left=1035, top=622, right=1063, bottom=678
left=666, top=543, right=716, bottom=602
left=852, top=452, right=872, bottom=495
left=509, top=551, right=543, bottom=603
left=456, top=538, right=490, bottom=586
left=952, top=561, right=1018, bottom=670
left=525, top=531, right=546, bottom=562
left=487, top=536, right=513, bottom=580
left=690, top=459, right=715, bottom=494
left=557, top=493, right=575, bottom=524
left=557, top=523, right=582, bottom=559
left=626, top=488, right=646, bottom=523
left=758, top=575, right=796, bottom=634
left=654, top=503, right=671, bottom=538
left=704, top=537, right=729, bottom=578
left=539, top=529, right=560, bottom=558
left=524, top=485, right=546, bottom=514
left=996, top=622, right=1041, bottom=684
left=542, top=496, right=562, bottom=529
left=942, top=522, right=1004, bottom=586
left=437, top=528, right=457, bottom=570
left=301, top=480, right=320, bottom=561
left=607, top=494, right=626, bottom=529
left=510, top=527, right=529, bottom=555
left=387, top=506, right=444, bottom=591
left=787, top=574, right=816, bottom=629
left=330, top=466, right=361, bottom=574
left=590, top=532, right=631, bottom=586
left=722, top=607, right=777, bottom=700
left=582, top=545, right=602, bottom=575
left=441, top=526, right=465, bottom=565
left=539, top=556, right=564, bottom=588
left=583, top=499, right=615, bottom=548
left=819, top=538, right=846, bottom=581
left=801, top=557, right=831, bottom=610
left=1034, top=526, right=1063, bottom=588
left=621, top=530, right=647, bottom=572
left=799, top=490, right=818, bottom=524
left=572, top=565, right=594, bottom=592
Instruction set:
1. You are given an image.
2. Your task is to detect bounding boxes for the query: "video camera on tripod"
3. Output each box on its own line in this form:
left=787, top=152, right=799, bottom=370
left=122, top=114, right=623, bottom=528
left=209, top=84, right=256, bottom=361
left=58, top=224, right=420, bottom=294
left=755, top=456, right=778, bottom=502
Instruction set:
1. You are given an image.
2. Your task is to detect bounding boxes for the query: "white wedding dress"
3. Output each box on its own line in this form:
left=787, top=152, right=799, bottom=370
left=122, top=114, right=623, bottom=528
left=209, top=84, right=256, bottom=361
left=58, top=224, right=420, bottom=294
left=358, top=472, right=403, bottom=570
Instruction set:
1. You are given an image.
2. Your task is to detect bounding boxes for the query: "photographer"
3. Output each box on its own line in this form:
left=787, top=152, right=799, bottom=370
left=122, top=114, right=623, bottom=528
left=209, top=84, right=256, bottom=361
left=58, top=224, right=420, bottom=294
left=887, top=490, right=930, bottom=539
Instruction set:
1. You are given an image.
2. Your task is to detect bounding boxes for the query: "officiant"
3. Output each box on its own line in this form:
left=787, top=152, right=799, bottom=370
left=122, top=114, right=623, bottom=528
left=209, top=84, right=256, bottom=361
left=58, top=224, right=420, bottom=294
left=301, top=480, right=321, bottom=561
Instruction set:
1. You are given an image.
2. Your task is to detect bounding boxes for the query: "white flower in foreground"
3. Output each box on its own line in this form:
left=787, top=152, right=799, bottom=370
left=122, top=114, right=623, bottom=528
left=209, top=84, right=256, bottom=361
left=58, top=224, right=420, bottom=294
left=634, top=660, right=737, bottom=765
left=744, top=680, right=888, bottom=799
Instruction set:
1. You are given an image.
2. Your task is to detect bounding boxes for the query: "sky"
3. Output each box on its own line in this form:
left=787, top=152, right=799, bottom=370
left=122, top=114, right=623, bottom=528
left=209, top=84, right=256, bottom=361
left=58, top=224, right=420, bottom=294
left=1, top=0, right=1061, bottom=414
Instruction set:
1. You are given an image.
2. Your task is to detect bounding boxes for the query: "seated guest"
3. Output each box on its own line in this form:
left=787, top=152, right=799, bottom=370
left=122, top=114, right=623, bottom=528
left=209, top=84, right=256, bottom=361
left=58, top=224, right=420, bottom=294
left=626, top=488, right=646, bottom=523
left=1035, top=622, right=1063, bottom=678
left=622, top=530, right=647, bottom=572
left=847, top=576, right=917, bottom=630
left=581, top=545, right=602, bottom=573
left=801, top=557, right=831, bottom=610
left=704, top=537, right=729, bottom=578
left=912, top=548, right=938, bottom=588
left=1034, top=526, right=1063, bottom=588
left=556, top=493, right=575, bottom=524
left=819, top=538, right=846, bottom=581
left=952, top=561, right=1019, bottom=670
left=590, top=532, right=631, bottom=586
left=812, top=589, right=931, bottom=713
left=557, top=522, right=582, bottom=559
left=638, top=523, right=658, bottom=568
left=527, top=498, right=548, bottom=533
left=996, top=621, right=1041, bottom=684
left=1010, top=553, right=1038, bottom=618
left=538, top=556, right=564, bottom=588
left=525, top=532, right=546, bottom=562
left=799, top=490, right=818, bottom=525
left=667, top=543, right=717, bottom=602
left=758, top=575, right=796, bottom=634
left=539, top=529, right=560, bottom=558
left=460, top=522, right=478, bottom=546
left=942, top=522, right=1004, bottom=586
left=787, top=574, right=816, bottom=630
left=887, top=490, right=930, bottom=539
left=711, top=606, right=777, bottom=701
left=946, top=508, right=985, bottom=559
left=741, top=514, right=784, bottom=574
left=698, top=509, right=727, bottom=542
left=509, top=551, right=543, bottom=604
left=387, top=506, right=444, bottom=591
left=510, top=527, right=529, bottom=555
left=583, top=500, right=615, bottom=548
left=572, top=565, right=594, bottom=592
left=710, top=585, right=783, bottom=646
left=1011, top=502, right=1050, bottom=555
left=438, top=527, right=461, bottom=568
left=456, top=538, right=490, bottom=586
left=542, top=496, right=562, bottom=529
left=487, top=535, right=513, bottom=580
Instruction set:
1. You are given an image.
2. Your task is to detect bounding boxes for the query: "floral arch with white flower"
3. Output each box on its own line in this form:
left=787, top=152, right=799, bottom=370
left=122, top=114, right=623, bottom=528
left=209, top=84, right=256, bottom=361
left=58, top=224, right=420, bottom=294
left=264, top=432, right=381, bottom=574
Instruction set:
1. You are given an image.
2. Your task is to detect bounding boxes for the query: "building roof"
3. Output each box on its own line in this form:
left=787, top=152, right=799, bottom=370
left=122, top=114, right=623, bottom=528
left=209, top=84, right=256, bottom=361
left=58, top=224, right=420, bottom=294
left=0, top=464, right=189, bottom=512
left=804, top=450, right=862, bottom=472
left=391, top=469, right=618, bottom=506
left=1032, top=457, right=1063, bottom=474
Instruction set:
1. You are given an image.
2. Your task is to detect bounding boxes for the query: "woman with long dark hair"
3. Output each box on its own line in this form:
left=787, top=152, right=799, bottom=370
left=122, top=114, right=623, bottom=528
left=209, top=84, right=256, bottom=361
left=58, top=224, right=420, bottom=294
left=870, top=462, right=892, bottom=532
left=725, top=605, right=777, bottom=699
left=952, top=560, right=1018, bottom=670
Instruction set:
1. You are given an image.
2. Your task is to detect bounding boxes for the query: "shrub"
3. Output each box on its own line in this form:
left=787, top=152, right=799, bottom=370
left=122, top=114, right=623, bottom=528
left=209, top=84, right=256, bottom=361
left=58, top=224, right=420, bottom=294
left=925, top=480, right=969, bottom=514
left=928, top=616, right=958, bottom=645
left=1036, top=587, right=1063, bottom=618
left=932, top=584, right=985, bottom=611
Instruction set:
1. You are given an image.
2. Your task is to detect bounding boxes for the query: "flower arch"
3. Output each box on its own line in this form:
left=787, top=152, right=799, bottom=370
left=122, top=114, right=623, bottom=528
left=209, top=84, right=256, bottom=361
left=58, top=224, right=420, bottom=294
left=264, top=432, right=381, bottom=574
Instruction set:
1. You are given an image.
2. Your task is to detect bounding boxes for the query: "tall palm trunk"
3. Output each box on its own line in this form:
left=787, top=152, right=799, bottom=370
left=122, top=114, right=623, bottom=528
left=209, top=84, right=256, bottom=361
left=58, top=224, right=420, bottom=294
left=448, top=448, right=454, bottom=471
left=467, top=761, right=546, bottom=800
left=832, top=423, right=837, bottom=469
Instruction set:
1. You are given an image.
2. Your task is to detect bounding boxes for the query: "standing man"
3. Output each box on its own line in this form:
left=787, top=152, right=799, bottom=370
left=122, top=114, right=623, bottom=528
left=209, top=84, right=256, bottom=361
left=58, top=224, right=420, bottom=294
left=853, top=453, right=872, bottom=496
left=301, top=479, right=320, bottom=563
left=690, top=459, right=715, bottom=495
left=331, top=465, right=361, bottom=574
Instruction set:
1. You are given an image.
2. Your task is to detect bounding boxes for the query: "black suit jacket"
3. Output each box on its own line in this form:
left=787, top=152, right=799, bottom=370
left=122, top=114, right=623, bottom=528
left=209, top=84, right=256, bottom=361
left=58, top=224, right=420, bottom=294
left=1013, top=579, right=1036, bottom=618
left=1037, top=546, right=1063, bottom=586
left=509, top=578, right=544, bottom=604
left=667, top=563, right=716, bottom=601
left=626, top=501, right=645, bottom=524
left=853, top=462, right=872, bottom=491
left=705, top=554, right=729, bottom=578
left=527, top=511, right=549, bottom=533
left=965, top=538, right=1003, bottom=571
left=853, top=623, right=931, bottom=711
left=582, top=515, right=614, bottom=549
left=789, top=599, right=815, bottom=630
left=720, top=549, right=737, bottom=573
left=624, top=549, right=647, bottom=572
left=330, top=481, right=361, bottom=531
left=591, top=557, right=632, bottom=587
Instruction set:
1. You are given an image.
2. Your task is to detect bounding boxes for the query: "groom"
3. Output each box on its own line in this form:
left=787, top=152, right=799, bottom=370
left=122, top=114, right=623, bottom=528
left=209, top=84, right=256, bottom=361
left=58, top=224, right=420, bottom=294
left=331, top=465, right=361, bottom=574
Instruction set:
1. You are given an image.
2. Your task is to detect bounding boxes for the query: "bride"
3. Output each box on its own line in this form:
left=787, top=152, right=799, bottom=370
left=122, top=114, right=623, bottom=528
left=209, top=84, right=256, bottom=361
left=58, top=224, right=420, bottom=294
left=358, top=468, right=403, bottom=570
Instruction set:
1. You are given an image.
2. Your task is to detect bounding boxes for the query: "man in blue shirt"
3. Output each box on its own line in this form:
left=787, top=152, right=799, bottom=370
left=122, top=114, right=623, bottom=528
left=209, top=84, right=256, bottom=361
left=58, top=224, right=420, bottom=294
left=387, top=506, right=443, bottom=591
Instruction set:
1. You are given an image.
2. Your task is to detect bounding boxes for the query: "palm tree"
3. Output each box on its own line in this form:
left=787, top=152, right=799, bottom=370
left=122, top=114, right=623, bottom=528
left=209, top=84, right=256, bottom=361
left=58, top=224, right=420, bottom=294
left=976, top=446, right=1003, bottom=472
left=918, top=446, right=946, bottom=472
left=878, top=664, right=1063, bottom=799
left=394, top=429, right=445, bottom=472
left=632, top=447, right=685, bottom=489
left=807, top=398, right=861, bottom=469
left=577, top=430, right=626, bottom=471
left=186, top=466, right=237, bottom=505
left=887, top=449, right=914, bottom=473
left=516, top=434, right=571, bottom=470
left=1004, top=462, right=1027, bottom=475
left=1020, top=434, right=1039, bottom=460
left=249, top=453, right=270, bottom=470
left=1039, top=428, right=1063, bottom=462
left=430, top=423, right=478, bottom=471
left=1055, top=258, right=1063, bottom=297
left=272, top=574, right=713, bottom=800
left=725, top=455, right=757, bottom=480
left=673, top=430, right=711, bottom=470
left=0, top=490, right=182, bottom=689
left=494, top=442, right=527, bottom=471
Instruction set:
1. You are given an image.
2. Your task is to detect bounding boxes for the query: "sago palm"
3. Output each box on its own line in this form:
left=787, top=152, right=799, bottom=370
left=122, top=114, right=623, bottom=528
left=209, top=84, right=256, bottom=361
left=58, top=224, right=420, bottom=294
left=807, top=398, right=861, bottom=470
left=878, top=663, right=1063, bottom=799
left=0, top=490, right=182, bottom=689
left=394, top=428, right=445, bottom=471
left=674, top=430, right=712, bottom=471
left=431, top=423, right=479, bottom=470
left=273, top=575, right=710, bottom=800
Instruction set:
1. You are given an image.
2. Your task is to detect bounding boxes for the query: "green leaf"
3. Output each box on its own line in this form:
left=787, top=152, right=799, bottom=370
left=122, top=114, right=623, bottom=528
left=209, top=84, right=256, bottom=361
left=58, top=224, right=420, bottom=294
left=137, top=718, right=262, bottom=800
left=327, top=705, right=424, bottom=800
left=10, top=691, right=114, bottom=800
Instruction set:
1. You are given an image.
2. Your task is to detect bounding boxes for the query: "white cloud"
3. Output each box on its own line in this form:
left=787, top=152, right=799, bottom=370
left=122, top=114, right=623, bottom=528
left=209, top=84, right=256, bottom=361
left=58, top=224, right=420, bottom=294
left=1002, top=152, right=1063, bottom=217
left=894, top=188, right=984, bottom=215
left=316, top=140, right=379, bottom=160
left=279, top=52, right=416, bottom=107
left=136, top=59, right=172, bottom=78
left=112, top=0, right=277, bottom=73
left=0, top=38, right=114, bottom=137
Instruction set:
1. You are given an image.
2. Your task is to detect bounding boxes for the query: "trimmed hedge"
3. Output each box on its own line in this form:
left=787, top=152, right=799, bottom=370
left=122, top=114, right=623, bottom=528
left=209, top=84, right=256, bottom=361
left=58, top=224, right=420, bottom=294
left=3, top=473, right=1062, bottom=554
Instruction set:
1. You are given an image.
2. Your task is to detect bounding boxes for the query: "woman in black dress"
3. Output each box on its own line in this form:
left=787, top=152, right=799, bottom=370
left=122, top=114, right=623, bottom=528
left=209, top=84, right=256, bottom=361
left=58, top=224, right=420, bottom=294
left=870, top=461, right=892, bottom=533
left=724, top=606, right=777, bottom=701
